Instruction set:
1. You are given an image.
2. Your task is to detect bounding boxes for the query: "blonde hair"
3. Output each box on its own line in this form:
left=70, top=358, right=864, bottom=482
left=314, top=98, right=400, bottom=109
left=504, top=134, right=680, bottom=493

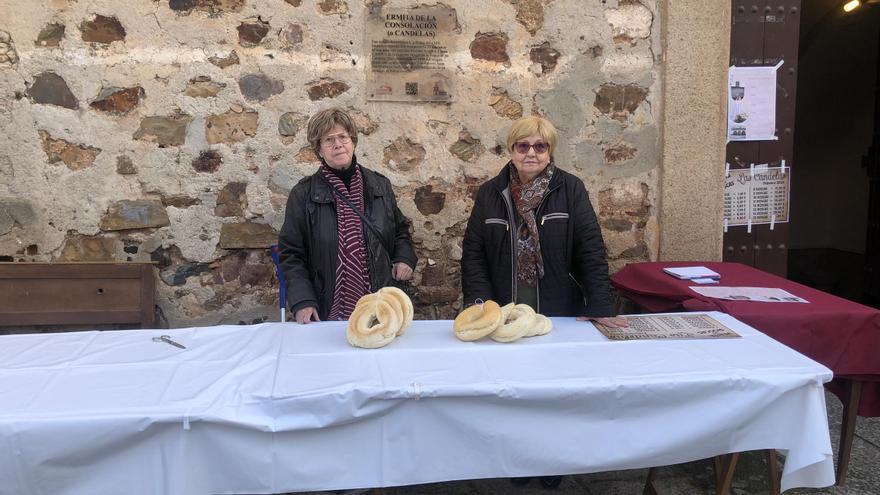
left=307, top=107, right=359, bottom=155
left=506, top=116, right=557, bottom=156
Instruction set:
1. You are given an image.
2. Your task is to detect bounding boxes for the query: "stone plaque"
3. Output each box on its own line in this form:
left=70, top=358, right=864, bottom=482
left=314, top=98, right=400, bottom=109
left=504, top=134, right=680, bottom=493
left=366, top=5, right=458, bottom=102
left=724, top=164, right=790, bottom=228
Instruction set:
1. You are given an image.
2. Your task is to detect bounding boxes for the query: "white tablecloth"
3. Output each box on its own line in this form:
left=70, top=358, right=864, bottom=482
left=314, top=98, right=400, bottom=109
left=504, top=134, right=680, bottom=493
left=0, top=312, right=834, bottom=494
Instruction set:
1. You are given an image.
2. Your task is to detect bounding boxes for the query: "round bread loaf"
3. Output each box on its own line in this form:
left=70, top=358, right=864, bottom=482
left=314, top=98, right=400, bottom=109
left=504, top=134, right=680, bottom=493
left=527, top=313, right=553, bottom=337
left=347, top=296, right=401, bottom=349
left=453, top=300, right=503, bottom=341
left=490, top=303, right=537, bottom=343
left=378, top=286, right=413, bottom=335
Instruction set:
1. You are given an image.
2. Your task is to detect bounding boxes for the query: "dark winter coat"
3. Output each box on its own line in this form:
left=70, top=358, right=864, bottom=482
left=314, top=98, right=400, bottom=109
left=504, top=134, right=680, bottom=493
left=461, top=163, right=614, bottom=317
left=278, top=165, right=417, bottom=319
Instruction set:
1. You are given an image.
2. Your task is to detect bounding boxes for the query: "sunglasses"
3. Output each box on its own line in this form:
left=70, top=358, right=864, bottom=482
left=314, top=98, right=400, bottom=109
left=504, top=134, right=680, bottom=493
left=513, top=142, right=549, bottom=154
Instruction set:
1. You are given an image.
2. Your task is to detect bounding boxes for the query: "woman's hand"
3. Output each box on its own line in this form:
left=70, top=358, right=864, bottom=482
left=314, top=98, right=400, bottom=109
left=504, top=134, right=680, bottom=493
left=392, top=262, right=413, bottom=281
left=295, top=307, right=321, bottom=324
left=577, top=315, right=630, bottom=328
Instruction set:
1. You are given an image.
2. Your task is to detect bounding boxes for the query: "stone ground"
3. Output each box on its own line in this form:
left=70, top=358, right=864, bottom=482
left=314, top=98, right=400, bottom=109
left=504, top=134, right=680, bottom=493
left=290, top=390, right=879, bottom=495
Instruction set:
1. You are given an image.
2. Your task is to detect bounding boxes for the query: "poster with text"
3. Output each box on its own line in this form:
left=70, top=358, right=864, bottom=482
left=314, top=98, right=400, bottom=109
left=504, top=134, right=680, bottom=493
left=594, top=314, right=740, bottom=341
left=723, top=165, right=790, bottom=227
left=728, top=63, right=781, bottom=141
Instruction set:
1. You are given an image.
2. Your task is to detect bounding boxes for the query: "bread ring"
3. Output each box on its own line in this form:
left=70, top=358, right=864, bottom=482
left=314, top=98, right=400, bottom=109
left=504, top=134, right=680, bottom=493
left=377, top=286, right=413, bottom=335
left=526, top=313, right=553, bottom=337
left=490, top=304, right=537, bottom=343
left=500, top=302, right=515, bottom=321
left=453, top=300, right=503, bottom=341
left=347, top=296, right=400, bottom=349
left=376, top=289, right=404, bottom=334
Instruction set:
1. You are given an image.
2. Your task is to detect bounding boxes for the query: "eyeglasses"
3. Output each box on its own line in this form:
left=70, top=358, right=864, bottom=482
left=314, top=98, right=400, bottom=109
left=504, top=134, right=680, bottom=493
left=320, top=134, right=351, bottom=147
left=513, top=142, right=549, bottom=154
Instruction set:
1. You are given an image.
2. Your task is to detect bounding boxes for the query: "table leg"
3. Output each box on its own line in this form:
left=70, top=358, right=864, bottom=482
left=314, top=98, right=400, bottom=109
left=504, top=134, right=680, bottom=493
left=715, top=453, right=739, bottom=495
left=837, top=379, right=863, bottom=485
left=712, top=455, right=724, bottom=490
left=712, top=456, right=723, bottom=489
left=765, top=450, right=780, bottom=495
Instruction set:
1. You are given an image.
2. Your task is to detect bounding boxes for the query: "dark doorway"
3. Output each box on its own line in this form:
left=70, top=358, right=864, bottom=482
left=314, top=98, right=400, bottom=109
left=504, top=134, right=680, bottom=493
left=787, top=0, right=879, bottom=305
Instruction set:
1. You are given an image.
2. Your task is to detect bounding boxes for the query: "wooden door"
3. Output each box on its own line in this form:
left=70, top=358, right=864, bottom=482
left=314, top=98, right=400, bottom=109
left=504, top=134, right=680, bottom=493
left=724, top=1, right=801, bottom=276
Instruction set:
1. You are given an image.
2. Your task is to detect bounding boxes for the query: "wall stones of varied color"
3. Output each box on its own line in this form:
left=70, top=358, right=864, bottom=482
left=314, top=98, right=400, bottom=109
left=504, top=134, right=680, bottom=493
left=0, top=0, right=660, bottom=326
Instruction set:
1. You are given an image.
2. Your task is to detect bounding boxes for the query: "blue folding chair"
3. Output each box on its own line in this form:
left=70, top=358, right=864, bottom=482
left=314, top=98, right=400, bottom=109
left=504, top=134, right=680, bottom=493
left=269, top=244, right=287, bottom=322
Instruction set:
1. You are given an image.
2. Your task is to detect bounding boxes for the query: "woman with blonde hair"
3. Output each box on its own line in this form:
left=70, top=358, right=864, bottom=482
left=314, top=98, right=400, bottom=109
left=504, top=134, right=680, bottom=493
left=278, top=107, right=416, bottom=324
left=461, top=115, right=627, bottom=326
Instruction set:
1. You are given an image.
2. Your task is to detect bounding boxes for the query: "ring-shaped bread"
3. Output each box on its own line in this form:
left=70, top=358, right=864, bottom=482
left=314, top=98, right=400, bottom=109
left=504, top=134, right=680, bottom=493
left=453, top=300, right=503, bottom=341
left=347, top=297, right=401, bottom=349
left=372, top=290, right=404, bottom=334
left=377, top=286, right=413, bottom=335
left=526, top=313, right=553, bottom=337
left=499, top=302, right=515, bottom=321
left=491, top=303, right=538, bottom=343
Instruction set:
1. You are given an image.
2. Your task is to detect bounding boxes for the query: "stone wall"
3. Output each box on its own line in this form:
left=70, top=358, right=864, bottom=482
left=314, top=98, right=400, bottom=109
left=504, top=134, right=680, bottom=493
left=0, top=0, right=661, bottom=327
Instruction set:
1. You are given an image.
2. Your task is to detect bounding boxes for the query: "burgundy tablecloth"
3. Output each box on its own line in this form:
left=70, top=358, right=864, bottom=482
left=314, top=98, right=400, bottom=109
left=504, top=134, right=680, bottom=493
left=612, top=261, right=880, bottom=416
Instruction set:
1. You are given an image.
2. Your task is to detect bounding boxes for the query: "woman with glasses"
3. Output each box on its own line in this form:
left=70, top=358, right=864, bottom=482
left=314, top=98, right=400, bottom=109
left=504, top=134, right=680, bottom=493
left=461, top=115, right=628, bottom=331
left=461, top=116, right=626, bottom=488
left=278, top=107, right=416, bottom=324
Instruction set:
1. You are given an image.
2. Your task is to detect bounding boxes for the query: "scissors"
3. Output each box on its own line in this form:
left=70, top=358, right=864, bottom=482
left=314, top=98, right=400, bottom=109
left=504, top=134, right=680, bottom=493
left=152, top=335, right=186, bottom=349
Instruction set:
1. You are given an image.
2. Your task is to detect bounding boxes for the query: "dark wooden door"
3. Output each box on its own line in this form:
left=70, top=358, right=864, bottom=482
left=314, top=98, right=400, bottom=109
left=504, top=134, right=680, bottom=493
left=865, top=24, right=880, bottom=306
left=724, top=1, right=801, bottom=276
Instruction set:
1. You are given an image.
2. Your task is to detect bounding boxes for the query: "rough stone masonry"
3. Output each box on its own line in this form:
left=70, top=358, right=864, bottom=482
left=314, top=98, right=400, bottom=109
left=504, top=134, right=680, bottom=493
left=0, top=0, right=660, bottom=327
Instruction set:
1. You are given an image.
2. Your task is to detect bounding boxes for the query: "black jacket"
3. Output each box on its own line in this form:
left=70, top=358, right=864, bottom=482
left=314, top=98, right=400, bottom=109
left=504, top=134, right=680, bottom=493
left=461, top=164, right=614, bottom=317
left=278, top=164, right=417, bottom=319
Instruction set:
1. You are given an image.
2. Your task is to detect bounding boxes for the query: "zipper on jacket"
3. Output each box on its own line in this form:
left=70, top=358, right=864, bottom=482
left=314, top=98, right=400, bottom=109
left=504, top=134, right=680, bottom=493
left=484, top=218, right=509, bottom=230
left=533, top=181, right=562, bottom=314
left=569, top=272, right=589, bottom=309
left=540, top=212, right=570, bottom=225
left=535, top=259, right=540, bottom=314
left=498, top=187, right=518, bottom=304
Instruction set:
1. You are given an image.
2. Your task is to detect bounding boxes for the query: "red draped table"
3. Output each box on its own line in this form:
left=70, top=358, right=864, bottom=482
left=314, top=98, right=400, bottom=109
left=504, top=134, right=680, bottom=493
left=611, top=261, right=880, bottom=484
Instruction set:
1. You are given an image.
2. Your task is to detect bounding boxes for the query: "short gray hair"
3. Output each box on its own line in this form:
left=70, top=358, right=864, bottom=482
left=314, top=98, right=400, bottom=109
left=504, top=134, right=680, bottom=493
left=306, top=107, right=359, bottom=155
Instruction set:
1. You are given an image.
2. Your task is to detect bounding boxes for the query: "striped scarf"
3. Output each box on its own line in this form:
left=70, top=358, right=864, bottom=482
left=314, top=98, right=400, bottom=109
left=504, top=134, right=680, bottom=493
left=320, top=164, right=370, bottom=320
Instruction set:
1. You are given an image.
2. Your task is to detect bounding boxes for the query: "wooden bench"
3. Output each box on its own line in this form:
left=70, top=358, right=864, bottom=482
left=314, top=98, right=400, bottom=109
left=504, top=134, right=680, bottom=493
left=0, top=262, right=156, bottom=328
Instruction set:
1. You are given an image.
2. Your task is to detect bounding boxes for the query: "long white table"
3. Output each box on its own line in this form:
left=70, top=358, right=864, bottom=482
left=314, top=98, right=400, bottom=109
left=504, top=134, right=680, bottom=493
left=0, top=312, right=834, bottom=495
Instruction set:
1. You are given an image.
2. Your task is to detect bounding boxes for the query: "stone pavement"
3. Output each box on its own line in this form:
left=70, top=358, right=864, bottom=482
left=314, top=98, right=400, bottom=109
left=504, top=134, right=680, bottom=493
left=296, top=390, right=879, bottom=495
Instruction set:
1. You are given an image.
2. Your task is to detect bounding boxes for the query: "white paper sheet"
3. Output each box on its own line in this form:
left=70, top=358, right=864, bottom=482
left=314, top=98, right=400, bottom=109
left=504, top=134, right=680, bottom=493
left=690, top=286, right=809, bottom=303
left=724, top=164, right=790, bottom=227
left=728, top=63, right=782, bottom=141
left=662, top=266, right=721, bottom=280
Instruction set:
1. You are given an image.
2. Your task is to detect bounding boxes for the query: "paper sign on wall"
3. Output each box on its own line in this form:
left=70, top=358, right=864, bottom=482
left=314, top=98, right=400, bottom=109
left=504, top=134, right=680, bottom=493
left=724, top=164, right=790, bottom=227
left=728, top=62, right=783, bottom=142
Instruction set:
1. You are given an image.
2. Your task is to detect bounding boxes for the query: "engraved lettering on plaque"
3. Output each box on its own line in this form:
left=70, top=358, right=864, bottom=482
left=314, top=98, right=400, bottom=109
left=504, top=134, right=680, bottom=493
left=366, top=6, right=458, bottom=102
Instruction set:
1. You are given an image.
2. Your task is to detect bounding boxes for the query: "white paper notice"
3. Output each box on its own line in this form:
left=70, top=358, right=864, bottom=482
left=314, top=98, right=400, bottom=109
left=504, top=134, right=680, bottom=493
left=724, top=165, right=790, bottom=227
left=728, top=63, right=781, bottom=142
left=690, top=286, right=809, bottom=303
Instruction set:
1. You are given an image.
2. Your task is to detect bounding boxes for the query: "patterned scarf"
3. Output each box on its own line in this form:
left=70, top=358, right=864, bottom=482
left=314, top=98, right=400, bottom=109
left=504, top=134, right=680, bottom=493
left=509, top=161, right=555, bottom=285
left=320, top=163, right=370, bottom=320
